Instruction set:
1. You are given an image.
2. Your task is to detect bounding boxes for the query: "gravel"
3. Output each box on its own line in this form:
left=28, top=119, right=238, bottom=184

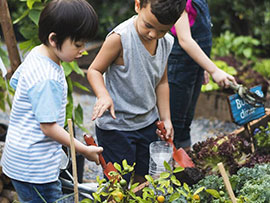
left=0, top=92, right=239, bottom=202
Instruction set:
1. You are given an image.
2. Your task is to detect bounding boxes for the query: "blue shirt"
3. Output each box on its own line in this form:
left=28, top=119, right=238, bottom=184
left=1, top=47, right=67, bottom=183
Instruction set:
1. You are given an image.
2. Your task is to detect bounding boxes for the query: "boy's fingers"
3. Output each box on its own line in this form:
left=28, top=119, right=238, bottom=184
left=110, top=106, right=116, bottom=119
left=156, top=129, right=165, bottom=140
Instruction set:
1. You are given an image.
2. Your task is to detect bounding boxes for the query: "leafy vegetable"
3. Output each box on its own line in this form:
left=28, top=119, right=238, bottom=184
left=190, top=133, right=251, bottom=175
left=253, top=122, right=270, bottom=153
left=253, top=59, right=270, bottom=79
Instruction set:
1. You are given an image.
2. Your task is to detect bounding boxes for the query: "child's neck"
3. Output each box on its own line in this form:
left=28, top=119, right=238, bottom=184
left=38, top=44, right=61, bottom=65
left=134, top=18, right=158, bottom=56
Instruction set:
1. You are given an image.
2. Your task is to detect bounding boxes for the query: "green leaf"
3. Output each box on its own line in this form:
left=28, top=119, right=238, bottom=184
left=92, top=193, right=101, bottom=202
left=113, top=162, right=121, bottom=172
left=122, top=159, right=128, bottom=169
left=183, top=183, right=190, bottom=192
left=164, top=161, right=172, bottom=172
left=130, top=182, right=140, bottom=190
left=160, top=172, right=170, bottom=179
left=145, top=175, right=154, bottom=184
left=169, top=192, right=181, bottom=202
left=82, top=50, right=88, bottom=55
left=19, top=40, right=32, bottom=52
left=13, top=10, right=30, bottom=24
left=167, top=186, right=174, bottom=194
left=70, top=61, right=84, bottom=76
left=0, top=46, right=10, bottom=67
left=194, top=186, right=205, bottom=195
left=173, top=166, right=184, bottom=173
left=205, top=189, right=220, bottom=198
left=29, top=9, right=41, bottom=25
left=178, top=189, right=187, bottom=197
left=27, top=0, right=41, bottom=9
left=171, top=175, right=181, bottom=186
left=72, top=81, right=90, bottom=92
left=62, top=62, right=73, bottom=77
left=243, top=48, right=252, bottom=58
left=80, top=198, right=93, bottom=203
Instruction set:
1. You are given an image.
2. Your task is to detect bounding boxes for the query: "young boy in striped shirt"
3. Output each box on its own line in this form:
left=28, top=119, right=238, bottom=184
left=1, top=0, right=103, bottom=202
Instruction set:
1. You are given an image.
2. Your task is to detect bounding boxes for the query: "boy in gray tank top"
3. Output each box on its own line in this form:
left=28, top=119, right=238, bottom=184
left=88, top=0, right=186, bottom=183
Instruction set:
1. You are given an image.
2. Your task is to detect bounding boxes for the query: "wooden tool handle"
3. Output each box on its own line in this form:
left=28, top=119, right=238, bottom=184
left=67, top=119, right=79, bottom=203
left=217, top=162, right=237, bottom=203
left=83, top=134, right=107, bottom=169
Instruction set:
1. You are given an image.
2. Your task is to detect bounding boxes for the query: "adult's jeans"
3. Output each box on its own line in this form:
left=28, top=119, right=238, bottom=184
left=168, top=52, right=206, bottom=148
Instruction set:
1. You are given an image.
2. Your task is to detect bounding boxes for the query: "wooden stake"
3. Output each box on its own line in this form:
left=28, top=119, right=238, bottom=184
left=0, top=0, right=21, bottom=75
left=217, top=162, right=237, bottom=203
left=67, top=119, right=79, bottom=203
left=244, top=123, right=255, bottom=153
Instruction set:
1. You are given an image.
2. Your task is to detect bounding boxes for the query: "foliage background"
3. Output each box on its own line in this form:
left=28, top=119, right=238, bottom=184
left=2, top=0, right=269, bottom=53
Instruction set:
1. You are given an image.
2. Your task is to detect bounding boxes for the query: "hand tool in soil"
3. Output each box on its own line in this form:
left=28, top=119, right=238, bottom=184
left=218, top=162, right=237, bottom=203
left=84, top=134, right=118, bottom=180
left=228, top=81, right=266, bottom=107
left=67, top=119, right=79, bottom=203
left=156, top=121, right=195, bottom=168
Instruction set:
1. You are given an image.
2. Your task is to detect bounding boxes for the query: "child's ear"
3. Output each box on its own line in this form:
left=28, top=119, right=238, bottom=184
left=135, top=0, right=140, bottom=13
left=48, top=33, right=57, bottom=48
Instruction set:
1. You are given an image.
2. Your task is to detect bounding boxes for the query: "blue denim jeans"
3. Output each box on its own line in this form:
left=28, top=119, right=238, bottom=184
left=168, top=0, right=212, bottom=148
left=168, top=54, right=205, bottom=148
left=11, top=179, right=63, bottom=203
left=96, top=120, right=159, bottom=182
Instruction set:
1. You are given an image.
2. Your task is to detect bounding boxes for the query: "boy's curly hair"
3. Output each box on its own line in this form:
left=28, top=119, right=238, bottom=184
left=140, top=0, right=186, bottom=25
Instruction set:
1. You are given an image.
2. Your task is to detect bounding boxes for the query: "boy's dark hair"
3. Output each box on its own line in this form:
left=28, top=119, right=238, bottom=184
left=39, top=0, right=98, bottom=50
left=140, top=0, right=186, bottom=25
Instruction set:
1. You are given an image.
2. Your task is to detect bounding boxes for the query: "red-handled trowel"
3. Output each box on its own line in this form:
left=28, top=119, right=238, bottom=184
left=84, top=134, right=118, bottom=180
left=156, top=121, right=195, bottom=168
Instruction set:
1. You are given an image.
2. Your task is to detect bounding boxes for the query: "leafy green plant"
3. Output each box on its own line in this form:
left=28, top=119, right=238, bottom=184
left=253, top=59, right=270, bottom=79
left=211, top=31, right=261, bottom=61
left=0, top=74, right=14, bottom=112
left=253, top=122, right=270, bottom=154
left=91, top=0, right=134, bottom=40
left=0, top=45, right=14, bottom=112
left=230, top=164, right=270, bottom=202
left=208, top=0, right=270, bottom=53
left=11, top=0, right=91, bottom=133
left=190, top=133, right=252, bottom=176
left=90, top=160, right=208, bottom=203
left=201, top=60, right=237, bottom=92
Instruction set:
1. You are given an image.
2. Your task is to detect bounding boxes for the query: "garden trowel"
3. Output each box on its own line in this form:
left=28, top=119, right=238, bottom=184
left=84, top=134, right=118, bottom=180
left=156, top=121, right=195, bottom=168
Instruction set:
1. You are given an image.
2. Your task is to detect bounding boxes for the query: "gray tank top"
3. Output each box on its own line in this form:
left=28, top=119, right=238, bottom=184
left=96, top=16, right=174, bottom=131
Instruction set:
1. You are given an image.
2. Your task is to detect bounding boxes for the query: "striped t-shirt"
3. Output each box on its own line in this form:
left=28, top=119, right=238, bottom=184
left=1, top=47, right=67, bottom=183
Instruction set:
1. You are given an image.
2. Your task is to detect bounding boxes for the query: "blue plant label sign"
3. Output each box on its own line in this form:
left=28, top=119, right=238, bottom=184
left=228, top=86, right=265, bottom=126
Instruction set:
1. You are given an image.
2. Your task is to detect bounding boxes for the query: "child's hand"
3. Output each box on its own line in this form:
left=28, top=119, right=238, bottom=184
left=156, top=120, right=174, bottom=141
left=203, top=71, right=210, bottom=85
left=84, top=145, right=103, bottom=165
left=211, top=68, right=237, bottom=88
left=92, top=96, right=116, bottom=120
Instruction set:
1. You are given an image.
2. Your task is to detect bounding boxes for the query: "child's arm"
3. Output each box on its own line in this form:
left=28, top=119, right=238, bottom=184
left=174, top=11, right=236, bottom=87
left=87, top=33, right=122, bottom=120
left=40, top=122, right=103, bottom=164
left=156, top=65, right=174, bottom=140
